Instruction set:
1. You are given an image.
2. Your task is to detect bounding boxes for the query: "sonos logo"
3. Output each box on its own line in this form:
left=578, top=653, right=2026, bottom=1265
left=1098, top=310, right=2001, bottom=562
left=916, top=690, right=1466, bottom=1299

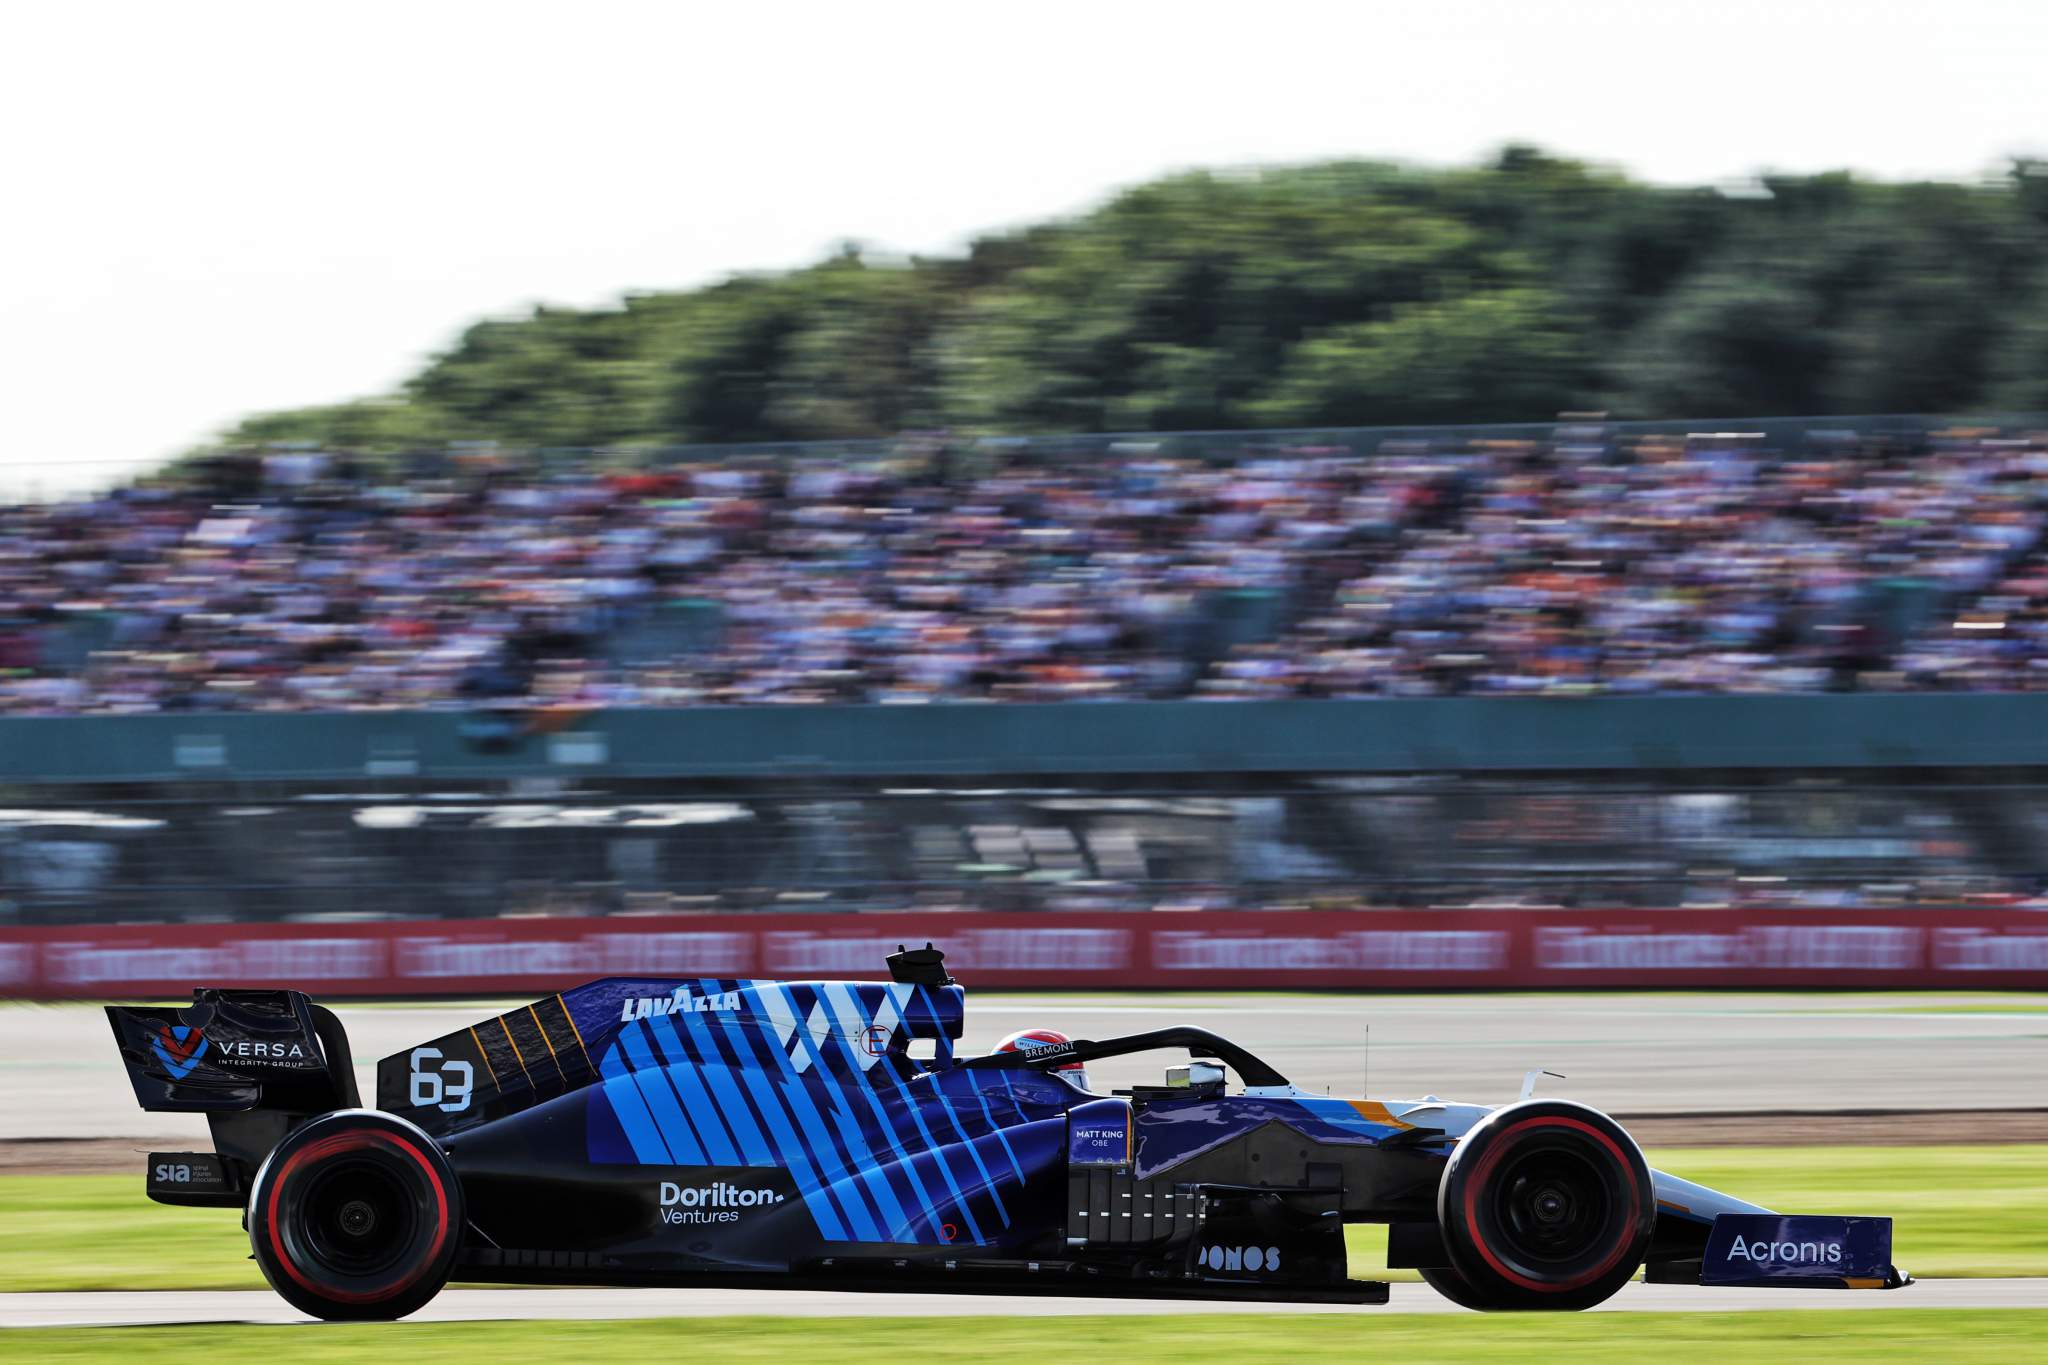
left=1197, top=1244, right=1281, bottom=1273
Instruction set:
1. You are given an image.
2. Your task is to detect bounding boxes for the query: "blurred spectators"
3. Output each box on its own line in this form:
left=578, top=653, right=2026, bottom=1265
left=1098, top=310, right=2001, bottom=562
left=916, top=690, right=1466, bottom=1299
left=2, top=422, right=2045, bottom=713
left=1198, top=427, right=2048, bottom=698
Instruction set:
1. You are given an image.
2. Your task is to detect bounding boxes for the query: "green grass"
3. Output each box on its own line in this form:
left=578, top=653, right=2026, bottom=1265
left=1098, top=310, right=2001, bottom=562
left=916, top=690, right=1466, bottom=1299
left=0, top=1174, right=267, bottom=1292
left=1640, top=1145, right=2048, bottom=1280
left=8, top=1145, right=2045, bottom=1293
left=1346, top=1144, right=2048, bottom=1282
left=15, top=1313, right=2048, bottom=1362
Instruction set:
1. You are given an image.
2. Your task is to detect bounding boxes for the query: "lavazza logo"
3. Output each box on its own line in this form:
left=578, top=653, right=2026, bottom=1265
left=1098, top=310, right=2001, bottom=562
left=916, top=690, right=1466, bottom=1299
left=659, top=1180, right=784, bottom=1225
left=620, top=986, right=743, bottom=1023
left=1726, top=1235, right=1843, bottom=1265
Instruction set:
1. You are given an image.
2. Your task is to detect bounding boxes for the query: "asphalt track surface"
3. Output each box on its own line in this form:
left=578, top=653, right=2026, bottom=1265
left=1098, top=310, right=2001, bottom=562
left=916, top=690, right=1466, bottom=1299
left=8, top=990, right=2044, bottom=1141
left=3, top=1279, right=2044, bottom=1327
left=5, top=991, right=2044, bottom=1331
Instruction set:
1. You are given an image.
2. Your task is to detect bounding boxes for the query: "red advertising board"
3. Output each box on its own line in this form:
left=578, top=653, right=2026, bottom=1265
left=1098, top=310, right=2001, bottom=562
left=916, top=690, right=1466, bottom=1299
left=4, top=908, right=2047, bottom=998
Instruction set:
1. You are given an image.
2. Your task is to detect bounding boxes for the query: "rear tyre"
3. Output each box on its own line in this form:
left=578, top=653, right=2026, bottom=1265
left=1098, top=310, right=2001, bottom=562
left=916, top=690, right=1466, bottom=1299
left=247, top=1109, right=461, bottom=1321
left=1417, top=1263, right=1492, bottom=1310
left=1435, top=1099, right=1653, bottom=1311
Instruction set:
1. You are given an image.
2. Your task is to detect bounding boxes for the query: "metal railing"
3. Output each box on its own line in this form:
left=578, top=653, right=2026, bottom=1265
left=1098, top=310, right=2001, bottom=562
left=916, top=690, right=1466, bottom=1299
left=4, top=774, right=2040, bottom=926
left=186, top=410, right=2048, bottom=482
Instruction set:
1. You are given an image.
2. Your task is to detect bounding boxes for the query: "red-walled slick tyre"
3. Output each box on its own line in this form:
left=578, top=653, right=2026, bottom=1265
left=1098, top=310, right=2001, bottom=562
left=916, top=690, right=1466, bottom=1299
left=1435, top=1099, right=1654, bottom=1311
left=247, top=1109, right=462, bottom=1321
left=1417, top=1262, right=1493, bottom=1311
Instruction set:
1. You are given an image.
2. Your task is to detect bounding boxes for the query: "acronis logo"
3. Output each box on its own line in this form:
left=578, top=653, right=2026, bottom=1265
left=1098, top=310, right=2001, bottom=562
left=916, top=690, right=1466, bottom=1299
left=1725, top=1236, right=1844, bottom=1265
left=151, top=1024, right=209, bottom=1079
left=619, top=987, right=742, bottom=1023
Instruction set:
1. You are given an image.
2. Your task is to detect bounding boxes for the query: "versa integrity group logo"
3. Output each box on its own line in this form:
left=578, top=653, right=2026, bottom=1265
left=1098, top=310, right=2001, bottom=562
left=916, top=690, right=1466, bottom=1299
left=151, top=1024, right=209, bottom=1079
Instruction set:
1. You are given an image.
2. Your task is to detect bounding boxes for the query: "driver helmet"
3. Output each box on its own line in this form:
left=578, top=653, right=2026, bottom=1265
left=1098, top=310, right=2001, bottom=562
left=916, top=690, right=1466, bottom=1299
left=990, top=1028, right=1092, bottom=1093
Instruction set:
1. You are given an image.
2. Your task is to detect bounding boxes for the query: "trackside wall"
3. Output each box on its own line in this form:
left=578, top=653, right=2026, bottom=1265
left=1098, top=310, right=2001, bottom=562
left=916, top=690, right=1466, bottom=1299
left=5, top=906, right=2045, bottom=998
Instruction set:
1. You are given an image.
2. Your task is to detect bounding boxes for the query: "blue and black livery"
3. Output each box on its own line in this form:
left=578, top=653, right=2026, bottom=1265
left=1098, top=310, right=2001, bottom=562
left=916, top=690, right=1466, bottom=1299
left=105, top=943, right=1909, bottom=1319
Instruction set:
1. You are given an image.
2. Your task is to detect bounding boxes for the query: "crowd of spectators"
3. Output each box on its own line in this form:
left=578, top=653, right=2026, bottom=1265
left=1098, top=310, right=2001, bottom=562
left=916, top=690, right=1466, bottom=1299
left=1201, top=426, right=2048, bottom=698
left=2, top=422, right=2045, bottom=713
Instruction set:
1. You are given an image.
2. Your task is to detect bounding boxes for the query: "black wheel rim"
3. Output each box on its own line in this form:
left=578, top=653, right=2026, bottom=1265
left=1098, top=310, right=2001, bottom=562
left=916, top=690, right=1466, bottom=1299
left=291, top=1155, right=422, bottom=1279
left=1477, top=1134, right=1630, bottom=1281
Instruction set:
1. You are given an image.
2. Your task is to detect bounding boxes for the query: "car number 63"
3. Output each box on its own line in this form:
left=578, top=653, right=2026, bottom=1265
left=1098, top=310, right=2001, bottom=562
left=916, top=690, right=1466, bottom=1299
left=408, top=1046, right=475, bottom=1112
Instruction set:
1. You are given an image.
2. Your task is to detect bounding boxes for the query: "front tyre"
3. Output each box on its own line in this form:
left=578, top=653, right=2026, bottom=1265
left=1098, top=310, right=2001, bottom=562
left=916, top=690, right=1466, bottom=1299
left=247, top=1109, right=461, bottom=1321
left=1435, top=1099, right=1653, bottom=1311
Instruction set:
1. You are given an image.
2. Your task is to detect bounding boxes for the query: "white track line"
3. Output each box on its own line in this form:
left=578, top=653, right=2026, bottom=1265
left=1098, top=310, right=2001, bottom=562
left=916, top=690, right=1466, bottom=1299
left=4, top=1279, right=2044, bottom=1326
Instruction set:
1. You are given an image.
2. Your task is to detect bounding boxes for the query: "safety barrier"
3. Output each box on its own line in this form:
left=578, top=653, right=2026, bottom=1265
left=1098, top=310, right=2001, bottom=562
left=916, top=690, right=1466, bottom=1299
left=8, top=693, right=2048, bottom=785
left=6, top=906, right=2045, bottom=998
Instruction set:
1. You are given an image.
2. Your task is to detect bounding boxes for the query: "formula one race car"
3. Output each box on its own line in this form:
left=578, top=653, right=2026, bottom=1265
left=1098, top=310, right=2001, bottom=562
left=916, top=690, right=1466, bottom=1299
left=107, top=945, right=1908, bottom=1318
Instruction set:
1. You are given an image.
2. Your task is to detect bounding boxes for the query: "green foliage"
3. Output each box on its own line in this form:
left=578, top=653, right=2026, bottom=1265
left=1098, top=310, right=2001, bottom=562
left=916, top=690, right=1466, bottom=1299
left=1247, top=285, right=1591, bottom=427
left=213, top=154, right=2048, bottom=451
left=228, top=398, right=447, bottom=449
left=405, top=302, right=657, bottom=447
left=1989, top=270, right=2048, bottom=411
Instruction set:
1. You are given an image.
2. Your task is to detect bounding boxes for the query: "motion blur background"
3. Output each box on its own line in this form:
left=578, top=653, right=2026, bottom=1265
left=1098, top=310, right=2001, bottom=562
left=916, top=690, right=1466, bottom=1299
left=4, top=1, right=2048, bottom=995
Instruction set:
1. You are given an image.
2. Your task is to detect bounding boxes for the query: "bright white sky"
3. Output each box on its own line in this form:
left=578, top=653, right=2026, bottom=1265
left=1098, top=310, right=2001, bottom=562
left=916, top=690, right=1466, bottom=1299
left=3, top=0, right=2044, bottom=497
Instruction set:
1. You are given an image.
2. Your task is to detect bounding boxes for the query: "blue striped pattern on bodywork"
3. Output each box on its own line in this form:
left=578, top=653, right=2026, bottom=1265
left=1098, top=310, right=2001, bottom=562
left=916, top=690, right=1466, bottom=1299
left=581, top=978, right=1045, bottom=1247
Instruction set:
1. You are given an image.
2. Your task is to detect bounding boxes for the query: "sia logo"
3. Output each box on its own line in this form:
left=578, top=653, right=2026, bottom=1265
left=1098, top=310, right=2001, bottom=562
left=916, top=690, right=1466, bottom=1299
left=151, top=1024, right=209, bottom=1079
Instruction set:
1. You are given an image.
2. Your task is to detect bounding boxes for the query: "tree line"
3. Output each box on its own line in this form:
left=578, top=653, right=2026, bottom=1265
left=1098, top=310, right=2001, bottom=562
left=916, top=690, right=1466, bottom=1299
left=219, top=148, right=2048, bottom=453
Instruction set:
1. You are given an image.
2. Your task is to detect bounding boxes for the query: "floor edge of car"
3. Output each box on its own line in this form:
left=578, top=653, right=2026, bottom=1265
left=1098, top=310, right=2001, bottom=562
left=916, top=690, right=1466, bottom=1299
left=453, top=1262, right=1392, bottom=1306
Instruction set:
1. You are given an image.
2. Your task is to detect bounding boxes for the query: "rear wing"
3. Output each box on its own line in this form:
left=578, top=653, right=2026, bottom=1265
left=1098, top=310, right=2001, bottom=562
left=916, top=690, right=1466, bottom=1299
left=106, top=988, right=358, bottom=1115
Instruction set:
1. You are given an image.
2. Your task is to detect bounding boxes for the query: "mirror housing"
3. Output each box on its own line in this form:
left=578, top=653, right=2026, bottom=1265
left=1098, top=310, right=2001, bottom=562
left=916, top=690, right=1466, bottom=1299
left=1166, top=1061, right=1226, bottom=1088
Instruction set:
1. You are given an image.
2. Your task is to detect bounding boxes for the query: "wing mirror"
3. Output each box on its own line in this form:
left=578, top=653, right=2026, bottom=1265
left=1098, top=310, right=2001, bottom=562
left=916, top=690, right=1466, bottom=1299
left=1165, top=1061, right=1225, bottom=1088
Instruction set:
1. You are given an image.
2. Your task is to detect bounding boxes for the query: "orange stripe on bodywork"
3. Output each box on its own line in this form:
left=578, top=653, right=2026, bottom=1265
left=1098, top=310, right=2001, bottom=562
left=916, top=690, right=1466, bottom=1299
left=1657, top=1198, right=1691, bottom=1214
left=499, top=1016, right=529, bottom=1075
left=556, top=994, right=595, bottom=1075
left=527, top=1004, right=559, bottom=1060
left=1841, top=1277, right=1886, bottom=1290
left=468, top=1026, right=500, bottom=1086
left=1349, top=1100, right=1415, bottom=1130
left=558, top=994, right=591, bottom=1058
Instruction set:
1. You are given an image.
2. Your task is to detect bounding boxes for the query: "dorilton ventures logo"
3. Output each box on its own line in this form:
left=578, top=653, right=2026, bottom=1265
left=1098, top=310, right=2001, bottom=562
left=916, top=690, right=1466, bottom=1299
left=151, top=1024, right=209, bottom=1079
left=658, top=1180, right=785, bottom=1225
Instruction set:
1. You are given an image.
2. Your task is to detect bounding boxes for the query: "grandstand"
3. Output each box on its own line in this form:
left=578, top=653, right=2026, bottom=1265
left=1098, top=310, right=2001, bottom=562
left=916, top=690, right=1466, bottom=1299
left=4, top=413, right=2046, bottom=715
left=4, top=413, right=2048, bottom=950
